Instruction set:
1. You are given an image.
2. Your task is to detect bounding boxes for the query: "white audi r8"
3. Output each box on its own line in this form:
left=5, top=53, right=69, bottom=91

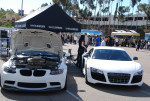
left=82, top=47, right=143, bottom=86
left=1, top=29, right=70, bottom=91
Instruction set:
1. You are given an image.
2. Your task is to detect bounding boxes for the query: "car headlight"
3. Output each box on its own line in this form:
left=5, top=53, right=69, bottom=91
left=50, top=69, right=64, bottom=75
left=4, top=66, right=16, bottom=73
left=90, top=67, right=103, bottom=74
left=134, top=70, right=143, bottom=76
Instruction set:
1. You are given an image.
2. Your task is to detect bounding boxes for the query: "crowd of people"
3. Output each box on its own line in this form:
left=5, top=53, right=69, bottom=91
left=61, top=33, right=150, bottom=69
left=61, top=33, right=112, bottom=46
left=61, top=33, right=150, bottom=51
left=135, top=39, right=150, bottom=51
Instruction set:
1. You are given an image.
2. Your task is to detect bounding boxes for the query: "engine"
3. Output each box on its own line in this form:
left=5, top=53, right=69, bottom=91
left=12, top=55, right=60, bottom=69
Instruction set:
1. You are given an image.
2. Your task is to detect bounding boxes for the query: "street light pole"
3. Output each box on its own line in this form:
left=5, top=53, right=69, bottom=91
left=21, top=0, right=23, bottom=17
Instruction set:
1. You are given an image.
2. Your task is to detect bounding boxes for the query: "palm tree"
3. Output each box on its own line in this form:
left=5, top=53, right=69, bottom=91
left=97, top=0, right=103, bottom=30
left=109, top=0, right=115, bottom=30
left=113, top=1, right=119, bottom=29
left=117, top=0, right=121, bottom=29
left=125, top=6, right=130, bottom=29
left=131, top=0, right=138, bottom=29
left=138, top=3, right=150, bottom=29
left=136, top=0, right=141, bottom=30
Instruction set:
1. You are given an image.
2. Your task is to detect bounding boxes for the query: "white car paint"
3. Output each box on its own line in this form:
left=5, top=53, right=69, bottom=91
left=1, top=29, right=68, bottom=91
left=82, top=47, right=143, bottom=86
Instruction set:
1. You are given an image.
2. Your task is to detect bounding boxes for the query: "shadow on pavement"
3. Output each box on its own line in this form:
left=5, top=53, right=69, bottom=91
left=0, top=57, right=8, bottom=62
left=0, top=63, right=83, bottom=101
left=88, top=82, right=150, bottom=97
left=67, top=63, right=84, bottom=100
left=1, top=90, right=70, bottom=101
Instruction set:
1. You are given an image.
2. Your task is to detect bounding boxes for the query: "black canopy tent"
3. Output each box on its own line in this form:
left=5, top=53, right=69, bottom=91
left=15, top=4, right=81, bottom=32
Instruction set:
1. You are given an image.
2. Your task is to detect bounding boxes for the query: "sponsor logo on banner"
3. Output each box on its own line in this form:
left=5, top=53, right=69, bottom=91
left=65, top=27, right=78, bottom=31
left=30, top=24, right=45, bottom=28
left=48, top=26, right=63, bottom=29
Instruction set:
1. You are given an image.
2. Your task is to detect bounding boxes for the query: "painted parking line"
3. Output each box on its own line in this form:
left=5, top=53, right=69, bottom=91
left=65, top=90, right=83, bottom=101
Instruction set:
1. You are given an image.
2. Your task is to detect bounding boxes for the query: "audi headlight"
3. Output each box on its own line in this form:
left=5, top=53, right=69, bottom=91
left=90, top=67, right=103, bottom=74
left=134, top=70, right=143, bottom=76
left=50, top=69, right=64, bottom=75
left=4, top=66, right=16, bottom=73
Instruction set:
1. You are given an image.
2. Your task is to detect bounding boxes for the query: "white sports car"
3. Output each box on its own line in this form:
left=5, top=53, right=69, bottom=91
left=1, top=29, right=69, bottom=91
left=82, top=47, right=143, bottom=86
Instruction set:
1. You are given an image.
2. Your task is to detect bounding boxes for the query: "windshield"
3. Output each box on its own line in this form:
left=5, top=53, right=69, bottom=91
left=18, top=51, right=59, bottom=57
left=92, top=49, right=132, bottom=61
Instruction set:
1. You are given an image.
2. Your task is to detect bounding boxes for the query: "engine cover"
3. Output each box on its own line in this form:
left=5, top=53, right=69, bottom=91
left=27, top=57, right=45, bottom=66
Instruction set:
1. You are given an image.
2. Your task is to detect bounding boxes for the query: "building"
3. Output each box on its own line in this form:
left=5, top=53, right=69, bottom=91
left=79, top=14, right=150, bottom=27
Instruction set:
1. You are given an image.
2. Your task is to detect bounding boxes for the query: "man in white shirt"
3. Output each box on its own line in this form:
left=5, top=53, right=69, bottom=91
left=101, top=36, right=108, bottom=46
left=115, top=37, right=119, bottom=47
left=74, top=35, right=77, bottom=44
left=84, top=33, right=89, bottom=47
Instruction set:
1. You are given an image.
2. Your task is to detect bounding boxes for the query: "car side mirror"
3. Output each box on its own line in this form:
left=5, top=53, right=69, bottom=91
left=133, top=57, right=138, bottom=60
left=65, top=53, right=70, bottom=57
left=84, top=53, right=89, bottom=58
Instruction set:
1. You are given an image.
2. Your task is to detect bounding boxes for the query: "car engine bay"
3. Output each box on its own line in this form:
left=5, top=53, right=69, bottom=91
left=11, top=52, right=60, bottom=70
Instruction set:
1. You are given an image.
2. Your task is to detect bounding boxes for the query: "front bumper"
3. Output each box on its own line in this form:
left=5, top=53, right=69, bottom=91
left=87, top=69, right=143, bottom=86
left=1, top=69, right=67, bottom=91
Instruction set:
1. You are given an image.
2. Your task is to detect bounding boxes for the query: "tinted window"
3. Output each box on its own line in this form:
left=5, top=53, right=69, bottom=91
left=92, top=49, right=132, bottom=61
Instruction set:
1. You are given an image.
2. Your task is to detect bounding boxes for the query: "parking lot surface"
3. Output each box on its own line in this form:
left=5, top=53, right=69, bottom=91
left=0, top=44, right=150, bottom=101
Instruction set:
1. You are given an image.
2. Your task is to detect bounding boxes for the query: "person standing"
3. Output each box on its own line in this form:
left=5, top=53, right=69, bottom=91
left=101, top=36, right=108, bottom=46
left=76, top=35, right=87, bottom=68
left=106, top=36, right=112, bottom=46
left=70, top=35, right=73, bottom=44
left=84, top=33, right=89, bottom=48
left=74, top=35, right=77, bottom=44
left=89, top=36, right=93, bottom=46
left=136, top=39, right=141, bottom=51
left=61, top=34, right=64, bottom=45
left=115, top=37, right=119, bottom=47
left=95, top=35, right=101, bottom=46
left=67, top=35, right=69, bottom=43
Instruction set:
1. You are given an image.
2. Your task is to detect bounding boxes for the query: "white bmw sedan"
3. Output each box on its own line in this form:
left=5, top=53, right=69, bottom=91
left=82, top=47, right=143, bottom=86
left=1, top=29, right=69, bottom=91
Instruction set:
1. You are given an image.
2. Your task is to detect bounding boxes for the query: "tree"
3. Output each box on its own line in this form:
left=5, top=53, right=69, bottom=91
left=131, top=0, right=138, bottom=29
left=126, top=6, right=130, bottom=29
left=135, top=0, right=141, bottom=30
left=0, top=8, right=6, bottom=22
left=41, top=3, right=48, bottom=7
left=114, top=1, right=118, bottom=29
left=138, top=3, right=150, bottom=29
left=1, top=22, right=13, bottom=28
left=97, top=0, right=103, bottom=29
left=30, top=9, right=35, bottom=13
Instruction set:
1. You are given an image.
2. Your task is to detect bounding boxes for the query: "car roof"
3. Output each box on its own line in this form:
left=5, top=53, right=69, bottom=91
left=93, top=46, right=125, bottom=51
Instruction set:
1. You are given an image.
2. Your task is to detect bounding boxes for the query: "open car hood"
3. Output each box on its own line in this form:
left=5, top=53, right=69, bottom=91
left=11, top=29, right=63, bottom=57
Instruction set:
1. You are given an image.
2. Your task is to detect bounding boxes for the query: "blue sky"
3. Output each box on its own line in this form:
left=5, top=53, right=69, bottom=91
left=0, top=0, right=149, bottom=15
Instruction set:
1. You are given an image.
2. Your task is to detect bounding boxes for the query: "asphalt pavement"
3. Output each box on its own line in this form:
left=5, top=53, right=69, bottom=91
left=0, top=44, right=150, bottom=101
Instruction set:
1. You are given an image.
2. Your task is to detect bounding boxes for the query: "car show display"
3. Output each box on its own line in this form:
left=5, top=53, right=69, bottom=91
left=1, top=29, right=69, bottom=91
left=82, top=47, right=143, bottom=86
left=14, top=4, right=81, bottom=32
